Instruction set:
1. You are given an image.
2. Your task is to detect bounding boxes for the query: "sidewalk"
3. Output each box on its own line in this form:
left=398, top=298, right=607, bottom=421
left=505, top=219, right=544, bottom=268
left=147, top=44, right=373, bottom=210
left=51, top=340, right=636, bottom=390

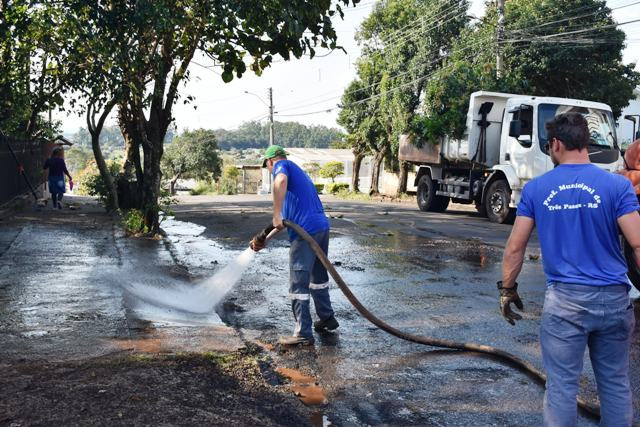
left=0, top=195, right=308, bottom=426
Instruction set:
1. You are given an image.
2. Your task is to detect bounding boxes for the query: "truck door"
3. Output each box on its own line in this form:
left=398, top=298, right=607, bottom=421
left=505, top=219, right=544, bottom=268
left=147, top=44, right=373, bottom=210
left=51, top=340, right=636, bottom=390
left=505, top=104, right=548, bottom=184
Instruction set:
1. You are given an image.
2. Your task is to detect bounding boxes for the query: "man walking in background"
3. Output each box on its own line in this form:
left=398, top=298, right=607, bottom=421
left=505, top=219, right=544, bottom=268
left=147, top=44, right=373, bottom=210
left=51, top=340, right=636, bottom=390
left=498, top=113, right=640, bottom=425
left=251, top=145, right=339, bottom=346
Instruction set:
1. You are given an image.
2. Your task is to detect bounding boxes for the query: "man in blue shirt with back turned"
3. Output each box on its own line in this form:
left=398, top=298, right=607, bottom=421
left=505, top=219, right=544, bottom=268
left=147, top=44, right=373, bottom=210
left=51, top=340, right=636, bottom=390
left=251, top=145, right=339, bottom=346
left=499, top=112, right=640, bottom=426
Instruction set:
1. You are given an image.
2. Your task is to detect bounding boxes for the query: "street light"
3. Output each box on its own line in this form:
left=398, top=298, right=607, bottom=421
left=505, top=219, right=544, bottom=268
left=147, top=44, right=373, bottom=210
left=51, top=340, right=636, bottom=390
left=244, top=88, right=274, bottom=146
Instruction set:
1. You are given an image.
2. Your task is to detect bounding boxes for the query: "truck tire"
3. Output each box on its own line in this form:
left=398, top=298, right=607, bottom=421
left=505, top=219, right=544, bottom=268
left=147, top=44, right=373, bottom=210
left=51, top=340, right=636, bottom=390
left=623, top=236, right=640, bottom=291
left=485, top=180, right=515, bottom=224
left=417, top=175, right=450, bottom=212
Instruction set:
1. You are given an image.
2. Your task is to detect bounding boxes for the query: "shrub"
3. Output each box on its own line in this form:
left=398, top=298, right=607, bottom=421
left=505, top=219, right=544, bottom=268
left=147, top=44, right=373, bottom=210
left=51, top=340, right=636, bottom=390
left=189, top=180, right=216, bottom=195
left=326, top=182, right=349, bottom=194
left=314, top=183, right=324, bottom=194
left=215, top=177, right=237, bottom=195
left=319, top=161, right=344, bottom=182
left=76, top=160, right=121, bottom=208
left=122, top=209, right=147, bottom=234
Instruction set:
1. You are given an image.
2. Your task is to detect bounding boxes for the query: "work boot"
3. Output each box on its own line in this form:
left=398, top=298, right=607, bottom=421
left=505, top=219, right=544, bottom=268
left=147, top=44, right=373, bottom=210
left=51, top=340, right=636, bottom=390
left=278, top=335, right=315, bottom=346
left=313, top=315, right=339, bottom=332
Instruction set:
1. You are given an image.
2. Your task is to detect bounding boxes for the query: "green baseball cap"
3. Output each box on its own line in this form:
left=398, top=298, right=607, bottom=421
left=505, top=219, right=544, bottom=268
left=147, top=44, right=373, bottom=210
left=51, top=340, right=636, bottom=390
left=262, top=145, right=287, bottom=167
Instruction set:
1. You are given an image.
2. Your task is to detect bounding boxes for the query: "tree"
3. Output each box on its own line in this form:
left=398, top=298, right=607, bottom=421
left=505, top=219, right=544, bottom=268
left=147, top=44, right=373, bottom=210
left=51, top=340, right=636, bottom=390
left=357, top=0, right=469, bottom=196
left=319, top=161, right=344, bottom=183
left=341, top=55, right=388, bottom=195
left=0, top=1, right=67, bottom=138
left=212, top=121, right=343, bottom=150
left=99, top=0, right=359, bottom=233
left=161, top=129, right=222, bottom=194
left=416, top=0, right=640, bottom=142
left=302, top=162, right=321, bottom=181
left=502, top=0, right=639, bottom=118
left=338, top=79, right=372, bottom=193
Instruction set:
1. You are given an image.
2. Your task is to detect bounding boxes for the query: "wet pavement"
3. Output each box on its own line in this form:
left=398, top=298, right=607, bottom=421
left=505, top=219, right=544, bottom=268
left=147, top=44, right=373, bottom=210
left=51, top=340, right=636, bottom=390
left=171, top=194, right=640, bottom=426
left=0, top=195, right=311, bottom=426
left=1, top=194, right=638, bottom=426
left=0, top=196, right=244, bottom=365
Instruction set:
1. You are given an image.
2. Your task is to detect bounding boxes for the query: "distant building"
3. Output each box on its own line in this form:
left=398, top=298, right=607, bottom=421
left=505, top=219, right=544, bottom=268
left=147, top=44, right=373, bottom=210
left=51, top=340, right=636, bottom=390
left=236, top=165, right=262, bottom=194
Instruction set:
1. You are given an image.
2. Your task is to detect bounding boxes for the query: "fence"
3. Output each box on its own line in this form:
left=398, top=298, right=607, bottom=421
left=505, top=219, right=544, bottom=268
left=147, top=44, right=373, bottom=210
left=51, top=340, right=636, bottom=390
left=0, top=133, right=52, bottom=206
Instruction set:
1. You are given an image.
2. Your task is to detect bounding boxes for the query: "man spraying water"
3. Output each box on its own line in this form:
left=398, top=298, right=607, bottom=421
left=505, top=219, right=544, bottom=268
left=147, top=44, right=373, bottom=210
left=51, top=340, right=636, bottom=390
left=251, top=145, right=339, bottom=346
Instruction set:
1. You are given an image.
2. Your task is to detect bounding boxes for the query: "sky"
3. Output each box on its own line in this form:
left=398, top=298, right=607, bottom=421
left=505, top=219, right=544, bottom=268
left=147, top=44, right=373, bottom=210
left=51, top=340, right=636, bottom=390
left=56, top=0, right=640, bottom=135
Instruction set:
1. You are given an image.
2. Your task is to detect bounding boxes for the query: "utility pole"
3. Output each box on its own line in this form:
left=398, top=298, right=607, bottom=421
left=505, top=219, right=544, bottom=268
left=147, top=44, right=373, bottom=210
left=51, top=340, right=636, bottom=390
left=496, top=0, right=505, bottom=79
left=268, top=87, right=274, bottom=146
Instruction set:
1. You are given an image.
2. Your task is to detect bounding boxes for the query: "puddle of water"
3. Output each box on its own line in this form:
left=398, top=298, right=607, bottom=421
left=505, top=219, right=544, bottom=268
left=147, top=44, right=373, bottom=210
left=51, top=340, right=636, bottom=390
left=161, top=216, right=206, bottom=237
left=276, top=367, right=328, bottom=406
left=162, top=216, right=227, bottom=269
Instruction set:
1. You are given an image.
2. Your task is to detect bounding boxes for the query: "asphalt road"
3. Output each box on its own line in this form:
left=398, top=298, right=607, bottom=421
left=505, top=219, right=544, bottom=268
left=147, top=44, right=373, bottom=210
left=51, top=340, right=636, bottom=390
left=171, top=194, right=639, bottom=426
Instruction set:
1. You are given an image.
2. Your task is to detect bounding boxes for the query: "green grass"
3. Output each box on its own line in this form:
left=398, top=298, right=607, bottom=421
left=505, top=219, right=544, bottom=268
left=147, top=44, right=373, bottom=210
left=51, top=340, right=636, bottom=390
left=331, top=189, right=373, bottom=201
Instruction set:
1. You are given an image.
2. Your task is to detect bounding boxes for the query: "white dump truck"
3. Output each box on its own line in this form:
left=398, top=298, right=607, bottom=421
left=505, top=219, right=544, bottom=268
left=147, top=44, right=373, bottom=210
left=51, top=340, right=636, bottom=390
left=399, top=91, right=621, bottom=224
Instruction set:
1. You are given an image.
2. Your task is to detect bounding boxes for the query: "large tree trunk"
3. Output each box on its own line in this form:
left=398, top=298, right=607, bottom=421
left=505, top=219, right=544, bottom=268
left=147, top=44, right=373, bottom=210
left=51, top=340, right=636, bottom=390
left=141, top=139, right=163, bottom=233
left=396, top=161, right=409, bottom=197
left=87, top=100, right=119, bottom=210
left=351, top=151, right=364, bottom=193
left=369, top=150, right=385, bottom=196
left=118, top=105, right=144, bottom=205
left=122, top=31, right=198, bottom=233
left=170, top=175, right=180, bottom=195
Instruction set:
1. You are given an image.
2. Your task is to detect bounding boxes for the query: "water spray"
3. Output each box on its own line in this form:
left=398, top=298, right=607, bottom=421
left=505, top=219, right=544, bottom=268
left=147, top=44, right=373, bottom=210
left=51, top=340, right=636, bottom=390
left=124, top=247, right=255, bottom=315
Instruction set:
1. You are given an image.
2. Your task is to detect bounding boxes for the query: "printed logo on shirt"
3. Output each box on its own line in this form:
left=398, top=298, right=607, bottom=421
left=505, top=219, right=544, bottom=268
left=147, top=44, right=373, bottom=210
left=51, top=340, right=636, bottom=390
left=543, top=182, right=601, bottom=212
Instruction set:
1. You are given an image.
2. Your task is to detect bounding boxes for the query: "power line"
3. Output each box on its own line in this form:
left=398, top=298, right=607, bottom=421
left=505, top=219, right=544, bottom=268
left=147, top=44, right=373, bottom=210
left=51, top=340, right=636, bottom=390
left=275, top=32, right=494, bottom=114
left=276, top=108, right=337, bottom=117
left=275, top=3, right=640, bottom=117
left=507, top=0, right=640, bottom=37
left=275, top=47, right=490, bottom=118
left=276, top=4, right=470, bottom=113
left=504, top=17, right=640, bottom=43
left=381, top=2, right=467, bottom=46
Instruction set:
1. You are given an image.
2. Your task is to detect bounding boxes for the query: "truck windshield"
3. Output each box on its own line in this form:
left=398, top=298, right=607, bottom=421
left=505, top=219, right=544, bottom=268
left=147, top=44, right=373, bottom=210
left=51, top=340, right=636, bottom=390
left=538, top=104, right=617, bottom=151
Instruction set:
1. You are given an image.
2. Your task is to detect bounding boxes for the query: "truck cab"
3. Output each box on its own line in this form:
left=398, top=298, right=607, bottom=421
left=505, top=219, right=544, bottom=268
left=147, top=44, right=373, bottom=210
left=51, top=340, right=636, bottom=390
left=400, top=91, right=621, bottom=224
left=496, top=95, right=620, bottom=219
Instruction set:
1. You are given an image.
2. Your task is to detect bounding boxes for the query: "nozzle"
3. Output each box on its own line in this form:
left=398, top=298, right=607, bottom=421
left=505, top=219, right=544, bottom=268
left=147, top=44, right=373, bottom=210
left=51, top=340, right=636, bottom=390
left=250, top=224, right=276, bottom=250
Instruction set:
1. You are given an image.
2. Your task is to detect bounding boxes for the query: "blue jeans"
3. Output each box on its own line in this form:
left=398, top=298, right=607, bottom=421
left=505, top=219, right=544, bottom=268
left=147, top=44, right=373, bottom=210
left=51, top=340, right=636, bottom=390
left=540, top=283, right=635, bottom=427
left=288, top=229, right=334, bottom=338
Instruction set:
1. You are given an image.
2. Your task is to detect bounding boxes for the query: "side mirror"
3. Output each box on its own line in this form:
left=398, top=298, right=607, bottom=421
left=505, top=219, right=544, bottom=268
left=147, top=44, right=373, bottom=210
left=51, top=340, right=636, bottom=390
left=518, top=135, right=532, bottom=148
left=509, top=120, right=521, bottom=138
left=509, top=120, right=532, bottom=148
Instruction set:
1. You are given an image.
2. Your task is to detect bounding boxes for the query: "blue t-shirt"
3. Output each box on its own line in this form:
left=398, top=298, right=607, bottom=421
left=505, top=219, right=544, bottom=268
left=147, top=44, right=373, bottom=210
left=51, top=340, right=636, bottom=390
left=272, top=159, right=329, bottom=241
left=517, top=163, right=639, bottom=287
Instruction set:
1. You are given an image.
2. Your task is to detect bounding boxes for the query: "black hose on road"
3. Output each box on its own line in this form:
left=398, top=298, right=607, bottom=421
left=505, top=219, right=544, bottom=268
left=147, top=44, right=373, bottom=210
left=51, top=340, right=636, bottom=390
left=280, top=220, right=601, bottom=420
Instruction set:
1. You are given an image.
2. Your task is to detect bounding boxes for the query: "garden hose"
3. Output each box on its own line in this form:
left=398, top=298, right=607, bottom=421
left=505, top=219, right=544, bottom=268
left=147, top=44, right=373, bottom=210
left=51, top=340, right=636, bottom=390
left=276, top=220, right=602, bottom=420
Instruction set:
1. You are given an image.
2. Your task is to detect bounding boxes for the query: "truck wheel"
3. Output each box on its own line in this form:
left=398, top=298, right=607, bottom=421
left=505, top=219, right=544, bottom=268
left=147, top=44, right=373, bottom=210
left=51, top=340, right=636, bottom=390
left=623, top=236, right=640, bottom=291
left=417, top=175, right=449, bottom=212
left=485, top=180, right=515, bottom=224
